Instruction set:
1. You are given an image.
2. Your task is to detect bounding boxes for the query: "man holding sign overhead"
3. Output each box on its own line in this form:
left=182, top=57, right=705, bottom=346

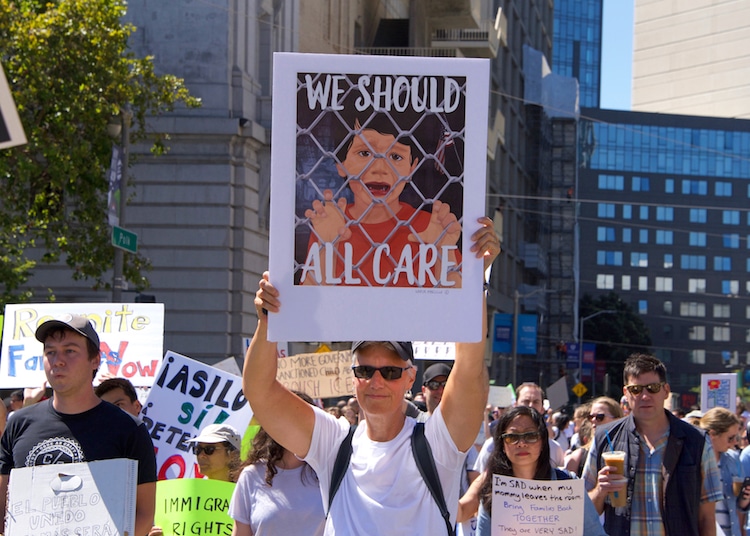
left=244, top=217, right=499, bottom=534
left=0, top=315, right=157, bottom=536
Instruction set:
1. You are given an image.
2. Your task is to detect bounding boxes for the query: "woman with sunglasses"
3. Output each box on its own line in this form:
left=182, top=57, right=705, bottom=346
left=588, top=396, right=623, bottom=431
left=699, top=408, right=750, bottom=536
left=468, top=406, right=606, bottom=536
left=229, top=391, right=324, bottom=536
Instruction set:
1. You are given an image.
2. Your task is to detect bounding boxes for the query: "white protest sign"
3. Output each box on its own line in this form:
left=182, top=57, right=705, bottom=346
left=268, top=52, right=489, bottom=342
left=6, top=459, right=137, bottom=536
left=701, top=373, right=737, bottom=413
left=0, top=62, right=26, bottom=150
left=488, top=385, right=514, bottom=409
left=276, top=350, right=354, bottom=398
left=413, top=341, right=457, bottom=361
left=490, top=474, right=584, bottom=536
left=142, top=351, right=253, bottom=479
left=1, top=303, right=164, bottom=388
left=545, top=376, right=569, bottom=411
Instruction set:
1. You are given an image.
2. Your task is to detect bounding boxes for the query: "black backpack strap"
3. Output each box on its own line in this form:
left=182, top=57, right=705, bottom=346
left=411, top=422, right=454, bottom=536
left=328, top=424, right=357, bottom=513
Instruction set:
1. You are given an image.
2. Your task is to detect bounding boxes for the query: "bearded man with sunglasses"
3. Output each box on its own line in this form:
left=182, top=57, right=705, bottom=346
left=243, top=217, right=499, bottom=535
left=582, top=353, right=722, bottom=536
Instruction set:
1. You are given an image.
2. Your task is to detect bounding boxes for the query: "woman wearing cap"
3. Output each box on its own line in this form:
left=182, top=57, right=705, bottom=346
left=460, top=406, right=606, bottom=536
left=699, top=408, right=750, bottom=536
left=229, top=391, right=324, bottom=536
left=148, top=424, right=242, bottom=536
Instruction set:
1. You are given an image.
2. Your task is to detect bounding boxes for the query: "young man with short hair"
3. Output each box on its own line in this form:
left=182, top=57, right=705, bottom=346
left=95, top=377, right=143, bottom=417
left=0, top=315, right=157, bottom=536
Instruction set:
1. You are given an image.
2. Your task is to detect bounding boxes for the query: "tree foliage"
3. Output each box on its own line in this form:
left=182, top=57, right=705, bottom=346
left=580, top=292, right=652, bottom=399
left=0, top=0, right=200, bottom=307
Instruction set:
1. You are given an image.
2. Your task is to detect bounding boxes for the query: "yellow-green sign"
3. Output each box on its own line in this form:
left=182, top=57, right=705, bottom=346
left=154, top=478, right=235, bottom=535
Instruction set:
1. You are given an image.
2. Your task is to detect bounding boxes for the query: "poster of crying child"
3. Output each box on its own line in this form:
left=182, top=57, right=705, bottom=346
left=268, top=52, right=490, bottom=343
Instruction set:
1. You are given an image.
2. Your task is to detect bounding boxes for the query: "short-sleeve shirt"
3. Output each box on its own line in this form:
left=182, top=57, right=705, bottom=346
left=0, top=399, right=156, bottom=485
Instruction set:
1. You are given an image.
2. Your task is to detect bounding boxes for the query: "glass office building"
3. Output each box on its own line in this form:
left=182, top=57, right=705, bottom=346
left=552, top=0, right=602, bottom=108
left=579, top=107, right=750, bottom=396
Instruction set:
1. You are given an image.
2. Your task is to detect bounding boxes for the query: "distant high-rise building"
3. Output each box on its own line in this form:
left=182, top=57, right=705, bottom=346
left=632, top=0, right=750, bottom=119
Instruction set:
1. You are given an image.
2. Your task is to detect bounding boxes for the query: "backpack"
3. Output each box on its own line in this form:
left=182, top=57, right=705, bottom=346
left=328, top=422, right=454, bottom=536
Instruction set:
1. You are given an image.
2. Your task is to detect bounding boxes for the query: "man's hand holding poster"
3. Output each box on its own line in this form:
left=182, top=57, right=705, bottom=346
left=268, top=53, right=489, bottom=343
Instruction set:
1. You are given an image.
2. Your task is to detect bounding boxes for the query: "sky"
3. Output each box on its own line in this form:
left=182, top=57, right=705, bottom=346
left=600, top=0, right=634, bottom=110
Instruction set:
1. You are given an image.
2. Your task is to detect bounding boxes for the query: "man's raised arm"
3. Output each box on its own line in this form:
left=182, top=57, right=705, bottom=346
left=440, top=217, right=499, bottom=451
left=242, top=272, right=316, bottom=458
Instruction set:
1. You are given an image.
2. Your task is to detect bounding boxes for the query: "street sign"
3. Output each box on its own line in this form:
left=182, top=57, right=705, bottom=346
left=112, top=226, right=138, bottom=253
left=572, top=382, right=588, bottom=398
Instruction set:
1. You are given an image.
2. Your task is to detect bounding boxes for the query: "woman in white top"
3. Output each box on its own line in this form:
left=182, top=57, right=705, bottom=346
left=229, top=391, right=325, bottom=536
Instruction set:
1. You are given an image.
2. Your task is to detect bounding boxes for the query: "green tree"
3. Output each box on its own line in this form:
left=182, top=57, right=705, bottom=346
left=580, top=292, right=652, bottom=399
left=0, top=0, right=200, bottom=306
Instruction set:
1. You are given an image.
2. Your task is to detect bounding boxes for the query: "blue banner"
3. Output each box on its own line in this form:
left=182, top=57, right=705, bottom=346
left=492, top=313, right=537, bottom=354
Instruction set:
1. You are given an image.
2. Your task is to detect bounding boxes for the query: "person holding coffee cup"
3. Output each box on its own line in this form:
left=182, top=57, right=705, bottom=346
left=699, top=407, right=750, bottom=536
left=582, top=353, right=723, bottom=536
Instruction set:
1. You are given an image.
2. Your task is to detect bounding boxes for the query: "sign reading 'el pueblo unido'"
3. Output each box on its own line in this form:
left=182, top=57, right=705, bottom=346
left=142, top=351, right=253, bottom=480
left=268, top=52, right=489, bottom=343
left=0, top=303, right=164, bottom=388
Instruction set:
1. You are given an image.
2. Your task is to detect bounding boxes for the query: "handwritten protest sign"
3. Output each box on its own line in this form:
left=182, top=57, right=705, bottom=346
left=6, top=459, right=137, bottom=536
left=268, top=52, right=489, bottom=343
left=1, top=303, right=164, bottom=388
left=413, top=341, right=456, bottom=361
left=490, top=474, right=584, bottom=536
left=142, top=351, right=253, bottom=479
left=276, top=350, right=354, bottom=398
left=701, top=373, right=737, bottom=413
left=154, top=478, right=234, bottom=536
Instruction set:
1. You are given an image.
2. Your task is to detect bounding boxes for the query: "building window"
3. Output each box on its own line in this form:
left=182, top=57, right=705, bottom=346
left=655, top=277, right=673, bottom=292
left=597, top=203, right=615, bottom=218
left=622, top=275, right=631, bottom=290
left=655, top=230, right=673, bottom=245
left=631, top=252, right=648, bottom=267
left=723, top=210, right=740, bottom=225
left=639, top=229, right=648, bottom=244
left=623, top=205, right=632, bottom=219
left=723, top=234, right=740, bottom=248
left=689, top=232, right=706, bottom=247
left=663, top=301, right=672, bottom=314
left=689, top=209, right=707, bottom=223
left=622, top=228, right=632, bottom=243
left=638, top=276, right=648, bottom=291
left=690, top=349, right=706, bottom=364
left=714, top=256, right=732, bottom=271
left=639, top=206, right=649, bottom=220
left=680, top=255, right=706, bottom=270
left=664, top=254, right=673, bottom=268
left=597, top=227, right=616, bottom=242
left=722, top=280, right=739, bottom=295
left=638, top=300, right=647, bottom=314
left=714, top=304, right=730, bottom=318
left=598, top=174, right=624, bottom=190
left=597, top=251, right=622, bottom=266
left=688, top=278, right=706, bottom=293
left=665, top=179, right=674, bottom=193
left=596, top=274, right=614, bottom=289
left=746, top=305, right=750, bottom=319
left=632, top=176, right=650, bottom=191
left=682, top=180, right=707, bottom=195
left=689, top=326, right=706, bottom=341
left=680, top=302, right=706, bottom=317
left=656, top=207, right=674, bottom=221
left=713, top=326, right=730, bottom=341
left=715, top=182, right=732, bottom=196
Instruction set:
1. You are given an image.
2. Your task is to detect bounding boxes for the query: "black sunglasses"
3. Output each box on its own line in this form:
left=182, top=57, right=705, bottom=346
left=195, top=445, right=224, bottom=456
left=352, top=365, right=411, bottom=381
left=501, top=431, right=541, bottom=445
left=424, top=380, right=447, bottom=390
left=624, top=382, right=664, bottom=396
left=589, top=413, right=611, bottom=422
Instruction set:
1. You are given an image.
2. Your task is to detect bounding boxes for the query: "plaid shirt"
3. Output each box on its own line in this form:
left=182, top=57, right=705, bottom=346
left=584, top=429, right=722, bottom=536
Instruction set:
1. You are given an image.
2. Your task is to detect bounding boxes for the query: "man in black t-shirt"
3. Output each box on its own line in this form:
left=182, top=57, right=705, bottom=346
left=0, top=314, right=156, bottom=535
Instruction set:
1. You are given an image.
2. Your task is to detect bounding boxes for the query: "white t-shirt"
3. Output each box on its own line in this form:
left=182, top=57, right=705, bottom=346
left=473, top=435, right=565, bottom=472
left=228, top=462, right=325, bottom=536
left=304, top=404, right=466, bottom=535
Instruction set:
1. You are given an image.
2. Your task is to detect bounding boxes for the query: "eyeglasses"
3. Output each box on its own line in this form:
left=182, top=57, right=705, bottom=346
left=589, top=413, right=612, bottom=422
left=501, top=431, right=541, bottom=445
left=424, top=380, right=447, bottom=390
left=624, top=382, right=665, bottom=396
left=195, top=445, right=224, bottom=456
left=352, top=365, right=411, bottom=381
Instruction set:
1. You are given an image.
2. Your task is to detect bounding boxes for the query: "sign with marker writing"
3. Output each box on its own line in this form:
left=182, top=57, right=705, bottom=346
left=143, top=351, right=253, bottom=480
left=154, top=478, right=234, bottom=535
left=0, top=303, right=164, bottom=388
left=490, top=474, right=584, bottom=536
left=276, top=349, right=354, bottom=398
